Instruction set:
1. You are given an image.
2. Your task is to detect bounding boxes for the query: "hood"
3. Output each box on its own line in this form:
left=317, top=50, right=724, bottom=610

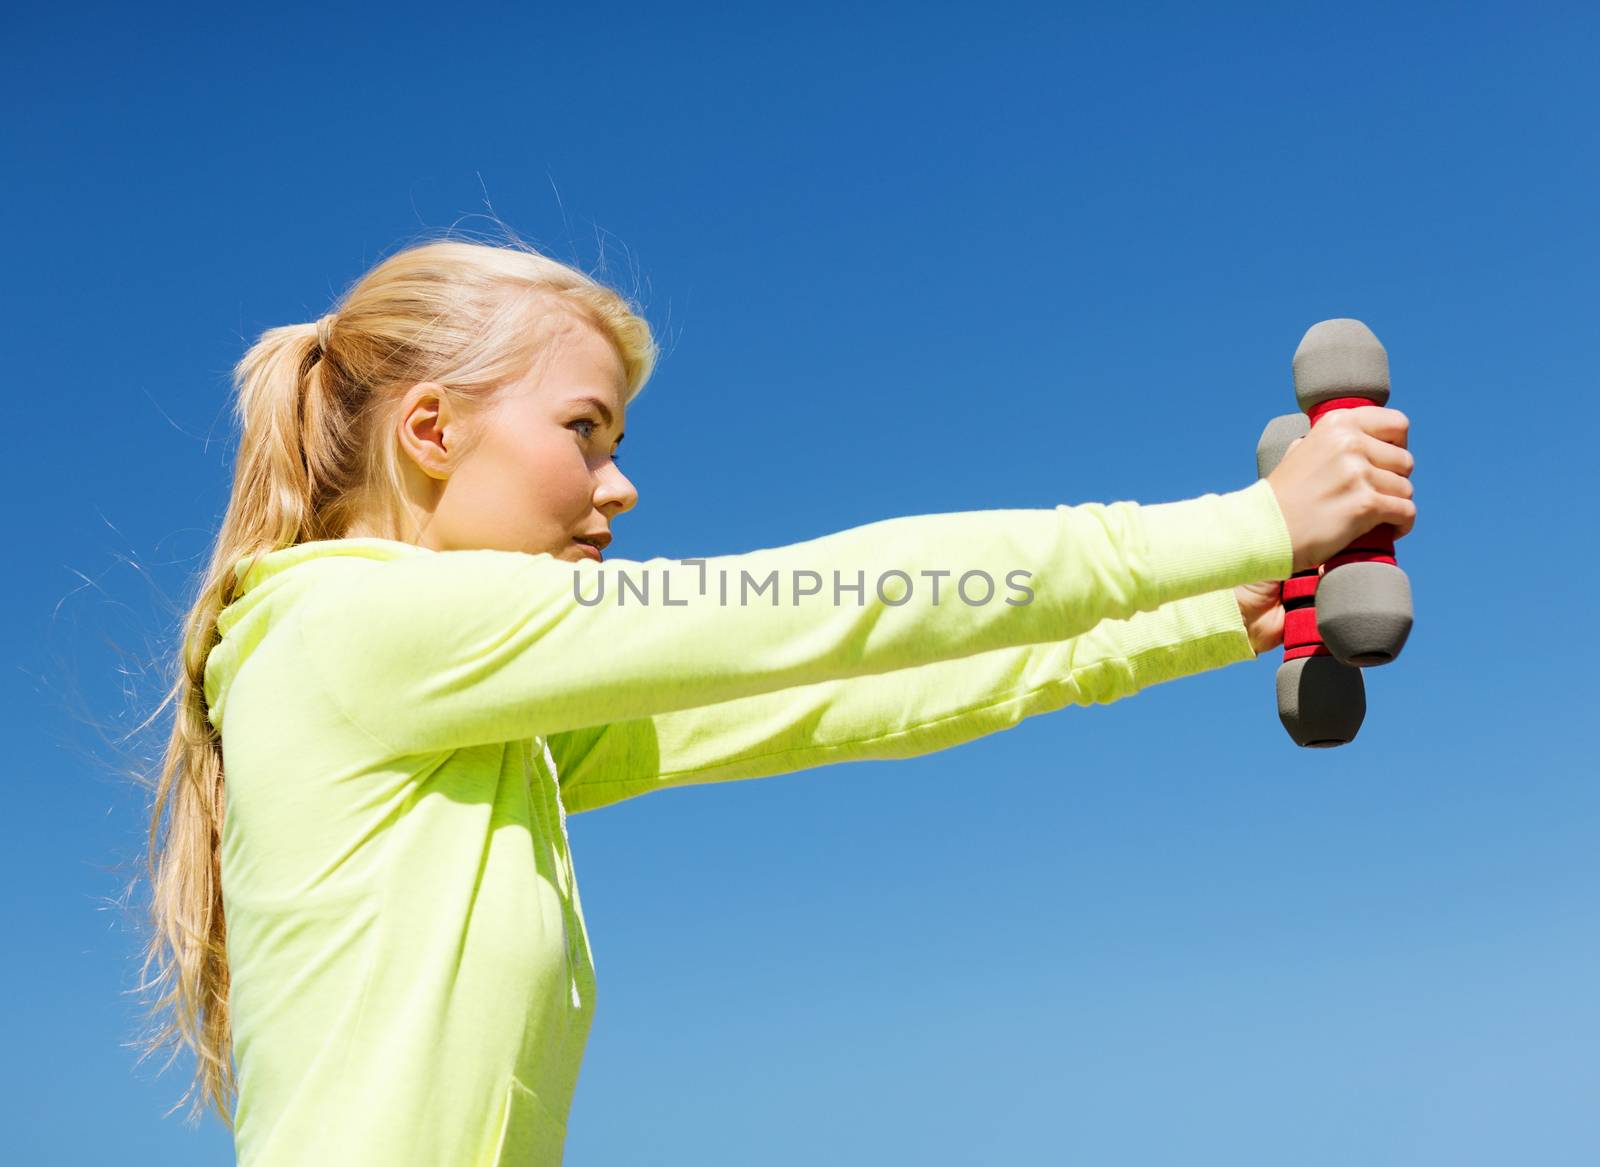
left=203, top=537, right=431, bottom=733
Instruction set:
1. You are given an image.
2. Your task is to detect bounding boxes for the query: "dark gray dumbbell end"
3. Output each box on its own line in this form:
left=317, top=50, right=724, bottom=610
left=1315, top=562, right=1413, bottom=667
left=1256, top=412, right=1311, bottom=479
left=1276, top=655, right=1366, bottom=747
left=1292, top=318, right=1391, bottom=411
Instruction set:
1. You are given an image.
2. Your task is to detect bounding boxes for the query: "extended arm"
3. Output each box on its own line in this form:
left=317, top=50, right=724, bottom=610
left=293, top=481, right=1291, bottom=758
left=549, top=587, right=1256, bottom=813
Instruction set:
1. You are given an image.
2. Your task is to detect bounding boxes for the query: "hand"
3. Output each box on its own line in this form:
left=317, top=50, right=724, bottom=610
left=1234, top=579, right=1285, bottom=657
left=1265, top=405, right=1417, bottom=573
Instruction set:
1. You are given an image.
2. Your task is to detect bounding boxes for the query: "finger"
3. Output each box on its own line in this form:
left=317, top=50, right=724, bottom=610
left=1369, top=484, right=1417, bottom=538
left=1368, top=465, right=1415, bottom=501
left=1347, top=404, right=1410, bottom=449
left=1392, top=496, right=1416, bottom=538
left=1363, top=433, right=1416, bottom=477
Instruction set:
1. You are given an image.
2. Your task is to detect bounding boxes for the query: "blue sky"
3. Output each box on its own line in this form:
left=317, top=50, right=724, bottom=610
left=5, top=1, right=1598, bottom=1162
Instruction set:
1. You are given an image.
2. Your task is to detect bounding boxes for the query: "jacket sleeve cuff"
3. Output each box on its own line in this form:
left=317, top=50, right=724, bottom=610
left=1131, top=587, right=1258, bottom=684
left=1131, top=478, right=1295, bottom=606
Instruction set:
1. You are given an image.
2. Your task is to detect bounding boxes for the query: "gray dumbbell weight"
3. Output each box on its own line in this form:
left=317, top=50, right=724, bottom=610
left=1291, top=319, right=1415, bottom=667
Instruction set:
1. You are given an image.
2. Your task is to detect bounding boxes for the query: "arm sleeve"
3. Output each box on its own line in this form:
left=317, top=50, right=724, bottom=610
left=295, top=479, right=1293, bottom=757
left=547, top=586, right=1260, bottom=813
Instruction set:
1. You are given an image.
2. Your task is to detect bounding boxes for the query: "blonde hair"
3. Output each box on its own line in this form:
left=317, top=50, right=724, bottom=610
left=131, top=233, right=658, bottom=1127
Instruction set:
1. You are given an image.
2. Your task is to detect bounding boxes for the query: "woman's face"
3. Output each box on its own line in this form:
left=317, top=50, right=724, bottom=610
left=396, top=311, right=636, bottom=561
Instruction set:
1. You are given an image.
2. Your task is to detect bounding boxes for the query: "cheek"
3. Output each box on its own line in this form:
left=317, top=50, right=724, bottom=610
left=463, top=417, right=594, bottom=525
left=523, top=432, right=595, bottom=513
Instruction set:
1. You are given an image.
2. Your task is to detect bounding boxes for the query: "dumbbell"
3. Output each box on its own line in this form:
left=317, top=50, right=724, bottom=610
left=1257, top=413, right=1366, bottom=747
left=1291, top=319, right=1414, bottom=667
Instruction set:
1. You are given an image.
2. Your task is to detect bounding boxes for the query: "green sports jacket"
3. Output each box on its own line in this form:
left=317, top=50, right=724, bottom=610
left=202, top=480, right=1293, bottom=1165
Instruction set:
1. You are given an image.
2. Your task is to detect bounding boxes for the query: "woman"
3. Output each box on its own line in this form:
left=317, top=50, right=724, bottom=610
left=137, top=236, right=1415, bottom=1165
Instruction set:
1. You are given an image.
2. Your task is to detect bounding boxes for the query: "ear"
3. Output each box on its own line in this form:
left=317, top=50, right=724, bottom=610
left=396, top=382, right=458, bottom=481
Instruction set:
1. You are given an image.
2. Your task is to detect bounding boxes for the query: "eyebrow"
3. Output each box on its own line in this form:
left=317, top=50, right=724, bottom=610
left=570, top=395, right=625, bottom=444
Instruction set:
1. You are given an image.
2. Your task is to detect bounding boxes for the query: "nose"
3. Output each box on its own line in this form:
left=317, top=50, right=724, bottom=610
left=594, top=458, right=638, bottom=515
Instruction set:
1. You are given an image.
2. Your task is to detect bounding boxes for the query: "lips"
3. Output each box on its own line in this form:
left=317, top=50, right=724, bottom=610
left=573, top=531, right=612, bottom=551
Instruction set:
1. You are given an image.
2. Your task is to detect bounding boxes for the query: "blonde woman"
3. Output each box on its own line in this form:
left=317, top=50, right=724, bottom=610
left=136, top=236, right=1415, bottom=1165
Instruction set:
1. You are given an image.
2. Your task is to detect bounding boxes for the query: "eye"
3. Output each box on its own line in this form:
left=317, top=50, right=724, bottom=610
left=571, top=417, right=623, bottom=463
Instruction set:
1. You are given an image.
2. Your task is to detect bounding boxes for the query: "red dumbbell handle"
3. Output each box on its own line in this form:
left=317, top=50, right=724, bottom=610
left=1282, top=569, right=1330, bottom=661
left=1307, top=395, right=1400, bottom=571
